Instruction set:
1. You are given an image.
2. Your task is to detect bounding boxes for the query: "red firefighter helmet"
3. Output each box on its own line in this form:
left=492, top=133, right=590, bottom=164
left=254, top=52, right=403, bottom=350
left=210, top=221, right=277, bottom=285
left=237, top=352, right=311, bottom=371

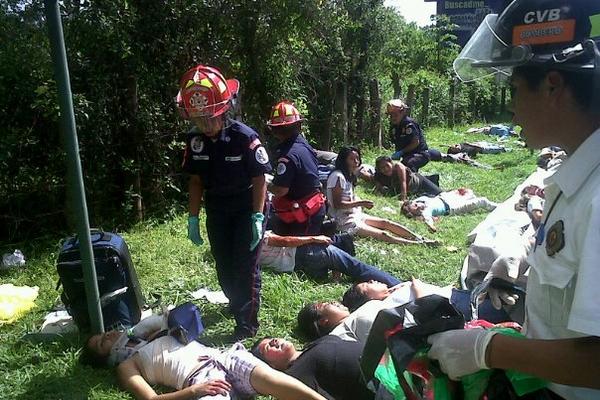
left=267, top=101, right=303, bottom=127
left=176, top=64, right=240, bottom=120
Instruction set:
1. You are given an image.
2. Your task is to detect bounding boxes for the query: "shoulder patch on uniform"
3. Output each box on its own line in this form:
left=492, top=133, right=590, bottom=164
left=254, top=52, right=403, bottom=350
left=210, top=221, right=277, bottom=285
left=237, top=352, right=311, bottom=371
left=191, top=136, right=204, bottom=153
left=249, top=138, right=261, bottom=150
left=276, top=162, right=287, bottom=176
left=255, top=146, right=269, bottom=165
left=405, top=126, right=413, bottom=135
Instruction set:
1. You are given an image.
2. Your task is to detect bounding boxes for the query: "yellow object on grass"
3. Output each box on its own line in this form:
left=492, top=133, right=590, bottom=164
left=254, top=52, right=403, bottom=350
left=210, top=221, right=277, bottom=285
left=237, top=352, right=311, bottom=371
left=0, top=284, right=39, bottom=323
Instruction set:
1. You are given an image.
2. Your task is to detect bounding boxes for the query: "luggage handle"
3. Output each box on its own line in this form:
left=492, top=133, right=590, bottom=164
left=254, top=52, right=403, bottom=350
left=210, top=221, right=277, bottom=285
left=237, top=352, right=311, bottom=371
left=66, top=228, right=110, bottom=246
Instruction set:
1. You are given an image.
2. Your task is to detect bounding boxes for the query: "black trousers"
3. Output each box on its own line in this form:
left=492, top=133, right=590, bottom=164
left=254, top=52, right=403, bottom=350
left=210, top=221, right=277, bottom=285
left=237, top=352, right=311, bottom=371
left=205, top=196, right=264, bottom=335
left=402, top=152, right=430, bottom=172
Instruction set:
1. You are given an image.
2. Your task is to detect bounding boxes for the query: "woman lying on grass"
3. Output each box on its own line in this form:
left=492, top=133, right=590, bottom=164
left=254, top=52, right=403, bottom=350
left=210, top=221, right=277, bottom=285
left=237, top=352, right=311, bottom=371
left=81, top=315, right=326, bottom=400
left=326, top=146, right=436, bottom=246
left=401, top=188, right=497, bottom=232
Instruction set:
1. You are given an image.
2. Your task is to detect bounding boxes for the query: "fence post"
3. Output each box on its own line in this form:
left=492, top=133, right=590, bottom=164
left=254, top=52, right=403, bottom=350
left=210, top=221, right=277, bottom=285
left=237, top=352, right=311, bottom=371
left=448, top=79, right=456, bottom=127
left=421, top=86, right=431, bottom=126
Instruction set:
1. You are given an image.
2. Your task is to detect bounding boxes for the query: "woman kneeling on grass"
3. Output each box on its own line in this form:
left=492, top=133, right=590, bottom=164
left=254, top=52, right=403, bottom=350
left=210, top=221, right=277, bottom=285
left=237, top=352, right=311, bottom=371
left=81, top=317, right=326, bottom=400
left=326, top=146, right=436, bottom=246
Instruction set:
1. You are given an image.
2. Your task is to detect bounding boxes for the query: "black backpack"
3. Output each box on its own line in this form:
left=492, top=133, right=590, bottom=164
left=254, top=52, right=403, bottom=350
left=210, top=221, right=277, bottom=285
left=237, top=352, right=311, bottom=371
left=56, top=230, right=145, bottom=331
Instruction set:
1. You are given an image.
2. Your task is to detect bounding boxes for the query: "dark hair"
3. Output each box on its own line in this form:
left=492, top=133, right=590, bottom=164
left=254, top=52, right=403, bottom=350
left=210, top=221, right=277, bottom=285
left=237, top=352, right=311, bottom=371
left=342, top=284, right=370, bottom=312
left=79, top=336, right=110, bottom=369
left=297, top=303, right=326, bottom=341
left=513, top=66, right=595, bottom=112
left=400, top=201, right=416, bottom=218
left=334, top=146, right=361, bottom=186
left=250, top=336, right=272, bottom=363
left=374, top=155, right=393, bottom=187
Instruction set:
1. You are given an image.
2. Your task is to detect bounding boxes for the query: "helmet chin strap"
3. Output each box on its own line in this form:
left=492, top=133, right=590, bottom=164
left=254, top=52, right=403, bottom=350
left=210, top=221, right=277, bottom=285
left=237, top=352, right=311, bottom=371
left=584, top=39, right=600, bottom=113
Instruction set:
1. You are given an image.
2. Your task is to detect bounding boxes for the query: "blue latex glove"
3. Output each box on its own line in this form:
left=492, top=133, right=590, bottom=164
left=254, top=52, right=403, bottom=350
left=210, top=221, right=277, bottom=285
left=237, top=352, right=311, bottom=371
left=187, top=215, right=204, bottom=246
left=249, top=212, right=265, bottom=251
left=391, top=150, right=404, bottom=160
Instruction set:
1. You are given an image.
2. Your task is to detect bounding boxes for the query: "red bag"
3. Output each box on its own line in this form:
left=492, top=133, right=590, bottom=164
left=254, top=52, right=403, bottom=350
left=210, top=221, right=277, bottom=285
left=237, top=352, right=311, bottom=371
left=272, top=192, right=325, bottom=224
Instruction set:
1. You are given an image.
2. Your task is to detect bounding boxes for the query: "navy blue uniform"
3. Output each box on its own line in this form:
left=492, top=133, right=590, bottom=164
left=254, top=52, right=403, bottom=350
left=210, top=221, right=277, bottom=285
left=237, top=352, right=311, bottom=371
left=272, top=133, right=325, bottom=235
left=182, top=120, right=272, bottom=336
left=392, top=116, right=430, bottom=172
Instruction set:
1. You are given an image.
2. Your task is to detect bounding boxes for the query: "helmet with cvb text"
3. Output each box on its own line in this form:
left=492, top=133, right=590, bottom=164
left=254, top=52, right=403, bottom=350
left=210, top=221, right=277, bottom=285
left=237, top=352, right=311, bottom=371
left=453, top=0, right=600, bottom=83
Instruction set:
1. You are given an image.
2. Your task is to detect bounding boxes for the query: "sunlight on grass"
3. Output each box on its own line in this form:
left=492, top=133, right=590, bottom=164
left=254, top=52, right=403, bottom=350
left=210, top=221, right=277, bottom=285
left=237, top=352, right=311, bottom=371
left=0, top=125, right=537, bottom=399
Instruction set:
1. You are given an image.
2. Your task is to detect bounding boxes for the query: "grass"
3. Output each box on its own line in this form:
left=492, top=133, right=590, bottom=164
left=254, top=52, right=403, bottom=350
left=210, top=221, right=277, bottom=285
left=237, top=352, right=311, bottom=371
left=0, top=124, right=537, bottom=399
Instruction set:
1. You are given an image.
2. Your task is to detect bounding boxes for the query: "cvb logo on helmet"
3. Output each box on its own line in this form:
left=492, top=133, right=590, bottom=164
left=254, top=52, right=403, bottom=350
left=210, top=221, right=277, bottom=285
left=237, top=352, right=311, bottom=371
left=523, top=9, right=561, bottom=24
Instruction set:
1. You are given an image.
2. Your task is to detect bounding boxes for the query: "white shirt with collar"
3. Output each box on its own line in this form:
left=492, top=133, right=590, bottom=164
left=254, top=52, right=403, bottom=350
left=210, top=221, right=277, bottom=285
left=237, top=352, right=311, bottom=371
left=525, top=128, right=600, bottom=400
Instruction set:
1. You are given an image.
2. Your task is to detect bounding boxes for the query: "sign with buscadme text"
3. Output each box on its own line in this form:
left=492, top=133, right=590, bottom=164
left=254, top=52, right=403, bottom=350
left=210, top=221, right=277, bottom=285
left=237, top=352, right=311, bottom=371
left=436, top=0, right=509, bottom=45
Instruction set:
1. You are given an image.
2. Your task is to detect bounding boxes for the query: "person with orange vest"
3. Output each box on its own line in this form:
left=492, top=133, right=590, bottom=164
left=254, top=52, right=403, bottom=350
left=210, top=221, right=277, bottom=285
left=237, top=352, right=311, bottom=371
left=267, top=101, right=325, bottom=235
left=178, top=65, right=271, bottom=339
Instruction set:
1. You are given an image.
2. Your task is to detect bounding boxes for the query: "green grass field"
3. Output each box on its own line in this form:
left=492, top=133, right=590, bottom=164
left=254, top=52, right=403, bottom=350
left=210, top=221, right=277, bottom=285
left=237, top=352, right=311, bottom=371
left=0, top=125, right=538, bottom=399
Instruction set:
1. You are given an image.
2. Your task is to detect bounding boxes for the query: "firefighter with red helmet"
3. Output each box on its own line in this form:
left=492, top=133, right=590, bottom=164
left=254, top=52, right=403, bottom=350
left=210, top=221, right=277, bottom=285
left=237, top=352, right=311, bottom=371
left=426, top=1, right=600, bottom=398
left=267, top=101, right=325, bottom=235
left=178, top=65, right=272, bottom=339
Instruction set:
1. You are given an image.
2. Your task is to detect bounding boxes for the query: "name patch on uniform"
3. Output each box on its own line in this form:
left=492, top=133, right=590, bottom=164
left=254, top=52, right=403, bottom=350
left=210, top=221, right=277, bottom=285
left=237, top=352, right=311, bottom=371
left=191, top=137, right=204, bottom=153
left=404, top=127, right=413, bottom=135
left=255, top=146, right=269, bottom=165
left=193, top=155, right=209, bottom=161
left=225, top=155, right=242, bottom=162
left=276, top=162, right=287, bottom=175
left=546, top=220, right=565, bottom=257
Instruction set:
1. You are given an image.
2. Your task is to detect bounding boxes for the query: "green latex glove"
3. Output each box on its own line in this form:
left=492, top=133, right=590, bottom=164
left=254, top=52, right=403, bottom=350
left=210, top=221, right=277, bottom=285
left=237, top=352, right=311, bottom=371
left=187, top=215, right=204, bottom=246
left=249, top=212, right=265, bottom=251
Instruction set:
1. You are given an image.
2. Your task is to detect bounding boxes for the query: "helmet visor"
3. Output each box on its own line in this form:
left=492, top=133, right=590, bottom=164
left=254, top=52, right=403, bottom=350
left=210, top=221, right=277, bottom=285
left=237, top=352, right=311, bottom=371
left=454, top=14, right=532, bottom=82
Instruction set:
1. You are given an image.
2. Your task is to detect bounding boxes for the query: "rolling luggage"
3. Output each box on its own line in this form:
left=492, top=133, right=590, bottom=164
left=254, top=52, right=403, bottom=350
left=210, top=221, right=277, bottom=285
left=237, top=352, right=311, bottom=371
left=56, top=230, right=144, bottom=331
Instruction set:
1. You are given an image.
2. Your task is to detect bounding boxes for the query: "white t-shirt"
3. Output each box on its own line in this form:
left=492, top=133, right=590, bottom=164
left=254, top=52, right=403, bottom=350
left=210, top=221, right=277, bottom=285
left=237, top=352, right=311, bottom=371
left=525, top=128, right=600, bottom=400
left=258, top=231, right=296, bottom=273
left=329, top=300, right=389, bottom=343
left=326, top=170, right=363, bottom=230
left=137, top=336, right=221, bottom=390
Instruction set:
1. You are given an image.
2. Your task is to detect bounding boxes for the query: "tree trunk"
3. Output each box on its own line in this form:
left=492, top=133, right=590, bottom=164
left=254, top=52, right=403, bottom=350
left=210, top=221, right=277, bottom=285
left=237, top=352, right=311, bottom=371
left=368, top=78, right=382, bottom=147
left=407, top=84, right=416, bottom=110
left=334, top=81, right=349, bottom=144
left=421, top=86, right=431, bottom=127
left=391, top=71, right=402, bottom=98
left=126, top=75, right=144, bottom=222
left=448, top=79, right=456, bottom=128
left=354, top=76, right=366, bottom=141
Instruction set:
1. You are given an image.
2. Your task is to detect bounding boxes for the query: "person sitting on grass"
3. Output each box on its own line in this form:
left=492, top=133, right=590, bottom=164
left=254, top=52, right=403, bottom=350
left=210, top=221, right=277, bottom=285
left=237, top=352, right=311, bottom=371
left=401, top=188, right=497, bottom=232
left=326, top=145, right=436, bottom=245
left=250, top=334, right=374, bottom=400
left=373, top=155, right=442, bottom=201
left=259, top=229, right=403, bottom=285
left=81, top=322, right=327, bottom=400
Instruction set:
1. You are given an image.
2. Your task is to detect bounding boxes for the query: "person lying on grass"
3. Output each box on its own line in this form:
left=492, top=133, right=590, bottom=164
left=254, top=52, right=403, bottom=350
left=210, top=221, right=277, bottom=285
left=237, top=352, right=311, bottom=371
left=326, top=145, right=437, bottom=245
left=250, top=334, right=374, bottom=400
left=259, top=229, right=425, bottom=284
left=401, top=188, right=497, bottom=232
left=373, top=155, right=442, bottom=201
left=296, top=279, right=512, bottom=345
left=428, top=148, right=493, bottom=169
left=342, top=278, right=510, bottom=321
left=81, top=322, right=327, bottom=400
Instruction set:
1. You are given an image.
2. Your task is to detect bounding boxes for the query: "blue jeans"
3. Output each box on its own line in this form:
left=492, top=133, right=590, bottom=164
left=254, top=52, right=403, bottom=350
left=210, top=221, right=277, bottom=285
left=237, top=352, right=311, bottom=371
left=295, top=244, right=401, bottom=286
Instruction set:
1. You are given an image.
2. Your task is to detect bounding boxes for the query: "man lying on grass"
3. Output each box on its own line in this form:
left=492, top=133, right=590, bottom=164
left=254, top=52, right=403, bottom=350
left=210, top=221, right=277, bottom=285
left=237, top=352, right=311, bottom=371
left=259, top=229, right=407, bottom=285
left=81, top=323, right=327, bottom=400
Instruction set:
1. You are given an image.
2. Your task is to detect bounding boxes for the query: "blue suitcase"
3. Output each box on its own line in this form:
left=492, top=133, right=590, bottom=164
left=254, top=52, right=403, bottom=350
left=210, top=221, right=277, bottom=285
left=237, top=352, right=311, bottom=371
left=56, top=230, right=145, bottom=331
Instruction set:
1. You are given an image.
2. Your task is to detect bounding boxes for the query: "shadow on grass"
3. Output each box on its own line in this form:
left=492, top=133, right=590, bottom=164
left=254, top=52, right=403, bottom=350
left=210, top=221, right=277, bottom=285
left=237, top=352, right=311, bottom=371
left=492, top=153, right=533, bottom=171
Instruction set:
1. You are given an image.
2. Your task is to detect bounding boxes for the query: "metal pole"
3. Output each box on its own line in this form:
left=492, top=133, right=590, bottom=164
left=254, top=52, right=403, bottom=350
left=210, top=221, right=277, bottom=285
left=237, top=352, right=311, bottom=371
left=44, top=0, right=104, bottom=333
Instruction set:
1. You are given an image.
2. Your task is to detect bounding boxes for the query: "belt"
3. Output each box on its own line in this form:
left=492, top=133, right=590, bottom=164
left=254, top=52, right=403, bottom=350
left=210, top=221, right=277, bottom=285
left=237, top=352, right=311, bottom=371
left=184, top=357, right=226, bottom=388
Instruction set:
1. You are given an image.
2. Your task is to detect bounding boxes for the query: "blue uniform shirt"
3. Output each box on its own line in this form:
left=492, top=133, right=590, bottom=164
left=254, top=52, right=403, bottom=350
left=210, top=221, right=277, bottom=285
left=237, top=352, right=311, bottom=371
left=272, top=133, right=321, bottom=200
left=392, top=116, right=428, bottom=154
left=182, top=120, right=272, bottom=201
